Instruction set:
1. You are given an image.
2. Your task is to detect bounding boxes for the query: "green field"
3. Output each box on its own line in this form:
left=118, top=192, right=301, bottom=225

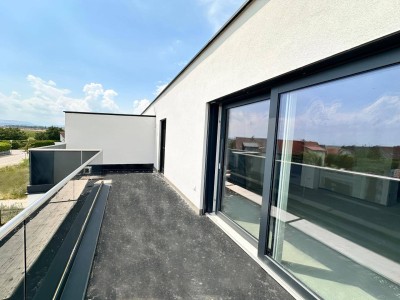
left=0, top=203, right=23, bottom=225
left=22, top=129, right=42, bottom=139
left=0, top=159, right=29, bottom=199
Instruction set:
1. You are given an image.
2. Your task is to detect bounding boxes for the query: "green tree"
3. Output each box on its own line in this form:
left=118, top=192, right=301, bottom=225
left=228, top=139, right=236, bottom=149
left=45, top=126, right=63, bottom=141
left=336, top=155, right=354, bottom=170
left=34, top=126, right=63, bottom=141
left=303, top=151, right=322, bottom=166
left=34, top=131, right=47, bottom=140
left=367, top=146, right=382, bottom=160
left=0, top=127, right=28, bottom=140
left=325, top=154, right=336, bottom=167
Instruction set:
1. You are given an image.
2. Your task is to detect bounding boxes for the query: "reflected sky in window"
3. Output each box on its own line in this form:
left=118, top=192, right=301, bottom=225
left=280, top=64, right=400, bottom=146
left=227, top=101, right=269, bottom=139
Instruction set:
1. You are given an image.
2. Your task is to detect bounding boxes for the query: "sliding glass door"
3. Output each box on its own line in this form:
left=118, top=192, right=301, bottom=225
left=219, top=99, right=270, bottom=239
left=210, top=49, right=400, bottom=300
left=268, top=63, right=400, bottom=299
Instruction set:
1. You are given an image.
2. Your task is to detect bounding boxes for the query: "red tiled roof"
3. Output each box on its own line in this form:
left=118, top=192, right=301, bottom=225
left=326, top=146, right=340, bottom=155
left=305, top=145, right=326, bottom=152
left=276, top=140, right=325, bottom=155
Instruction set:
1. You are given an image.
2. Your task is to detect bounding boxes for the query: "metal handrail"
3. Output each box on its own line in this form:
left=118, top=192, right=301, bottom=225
left=276, top=160, right=400, bottom=182
left=0, top=150, right=102, bottom=241
left=29, top=148, right=100, bottom=151
left=30, top=143, right=67, bottom=150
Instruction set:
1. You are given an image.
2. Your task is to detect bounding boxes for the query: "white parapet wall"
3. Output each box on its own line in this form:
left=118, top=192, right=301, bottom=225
left=65, top=112, right=156, bottom=165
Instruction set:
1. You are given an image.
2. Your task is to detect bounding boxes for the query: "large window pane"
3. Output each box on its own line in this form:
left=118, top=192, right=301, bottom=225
left=220, top=100, right=269, bottom=239
left=269, top=64, right=400, bottom=299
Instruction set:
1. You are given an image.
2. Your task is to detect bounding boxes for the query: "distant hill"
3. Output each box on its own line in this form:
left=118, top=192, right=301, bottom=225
left=0, top=119, right=35, bottom=127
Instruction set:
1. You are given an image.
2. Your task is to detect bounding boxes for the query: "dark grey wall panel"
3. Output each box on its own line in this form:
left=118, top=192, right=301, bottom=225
left=82, top=151, right=97, bottom=164
left=53, top=151, right=82, bottom=184
left=30, top=151, right=55, bottom=185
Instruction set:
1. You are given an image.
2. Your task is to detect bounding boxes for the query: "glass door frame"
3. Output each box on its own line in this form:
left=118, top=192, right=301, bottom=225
left=255, top=45, right=400, bottom=300
left=263, top=47, right=400, bottom=258
left=215, top=94, right=271, bottom=246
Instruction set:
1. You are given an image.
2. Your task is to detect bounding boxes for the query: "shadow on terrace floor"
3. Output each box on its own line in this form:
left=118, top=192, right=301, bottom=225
left=86, top=173, right=293, bottom=300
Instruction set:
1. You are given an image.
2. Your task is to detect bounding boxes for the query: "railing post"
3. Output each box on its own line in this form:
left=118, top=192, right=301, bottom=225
left=23, top=219, right=27, bottom=300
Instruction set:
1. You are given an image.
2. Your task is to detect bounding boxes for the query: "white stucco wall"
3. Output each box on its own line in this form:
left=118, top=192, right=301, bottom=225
left=65, top=113, right=155, bottom=165
left=143, top=0, right=400, bottom=210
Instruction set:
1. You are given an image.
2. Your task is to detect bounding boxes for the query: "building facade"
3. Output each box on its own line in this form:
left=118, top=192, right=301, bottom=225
left=67, top=1, right=400, bottom=298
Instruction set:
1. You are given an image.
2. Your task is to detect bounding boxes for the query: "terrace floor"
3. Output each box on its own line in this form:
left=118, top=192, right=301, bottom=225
left=86, top=172, right=292, bottom=300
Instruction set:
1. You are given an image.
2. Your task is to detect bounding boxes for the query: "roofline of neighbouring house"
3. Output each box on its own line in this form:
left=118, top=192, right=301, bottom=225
left=141, top=0, right=253, bottom=114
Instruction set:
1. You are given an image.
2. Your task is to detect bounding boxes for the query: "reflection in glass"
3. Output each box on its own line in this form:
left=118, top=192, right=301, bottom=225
left=221, top=100, right=269, bottom=239
left=269, top=64, right=400, bottom=299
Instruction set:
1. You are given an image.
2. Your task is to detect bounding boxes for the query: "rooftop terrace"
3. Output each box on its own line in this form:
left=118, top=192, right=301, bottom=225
left=85, top=172, right=292, bottom=299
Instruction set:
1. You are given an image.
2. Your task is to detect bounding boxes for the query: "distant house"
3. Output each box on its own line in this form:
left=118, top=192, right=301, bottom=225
left=275, top=140, right=326, bottom=165
left=234, top=137, right=266, bottom=153
left=326, top=146, right=341, bottom=156
left=60, top=131, right=65, bottom=143
left=242, top=142, right=259, bottom=152
left=304, top=141, right=325, bottom=153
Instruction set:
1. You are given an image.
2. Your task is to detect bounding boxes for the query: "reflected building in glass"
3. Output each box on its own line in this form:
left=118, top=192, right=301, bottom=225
left=220, top=100, right=269, bottom=239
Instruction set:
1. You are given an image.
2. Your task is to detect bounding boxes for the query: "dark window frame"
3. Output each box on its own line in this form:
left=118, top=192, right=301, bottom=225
left=215, top=94, right=270, bottom=246
left=256, top=45, right=400, bottom=299
left=203, top=103, right=220, bottom=214
left=159, top=119, right=167, bottom=173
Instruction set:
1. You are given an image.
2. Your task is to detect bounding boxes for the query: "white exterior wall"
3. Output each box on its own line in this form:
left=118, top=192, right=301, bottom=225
left=144, top=0, right=400, bottom=210
left=65, top=113, right=155, bottom=165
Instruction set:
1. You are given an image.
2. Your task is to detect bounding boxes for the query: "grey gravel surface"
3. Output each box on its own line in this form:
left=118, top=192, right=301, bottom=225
left=86, top=172, right=293, bottom=300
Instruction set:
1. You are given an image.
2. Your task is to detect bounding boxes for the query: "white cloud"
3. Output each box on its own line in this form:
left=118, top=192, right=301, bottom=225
left=131, top=81, right=169, bottom=115
left=102, top=90, right=119, bottom=111
left=300, top=100, right=342, bottom=127
left=0, top=75, right=120, bottom=125
left=132, top=99, right=151, bottom=114
left=83, top=83, right=104, bottom=99
left=168, top=39, right=182, bottom=53
left=177, top=60, right=188, bottom=68
left=199, top=0, right=244, bottom=32
left=291, top=95, right=400, bottom=146
left=360, top=95, right=400, bottom=126
left=297, top=96, right=400, bottom=129
left=228, top=102, right=269, bottom=138
left=159, top=39, right=184, bottom=59
left=154, top=83, right=168, bottom=96
left=83, top=82, right=119, bottom=112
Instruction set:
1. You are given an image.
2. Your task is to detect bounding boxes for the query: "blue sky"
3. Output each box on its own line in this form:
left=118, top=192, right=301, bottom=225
left=226, top=63, right=400, bottom=147
left=278, top=63, right=400, bottom=146
left=0, top=0, right=245, bottom=126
